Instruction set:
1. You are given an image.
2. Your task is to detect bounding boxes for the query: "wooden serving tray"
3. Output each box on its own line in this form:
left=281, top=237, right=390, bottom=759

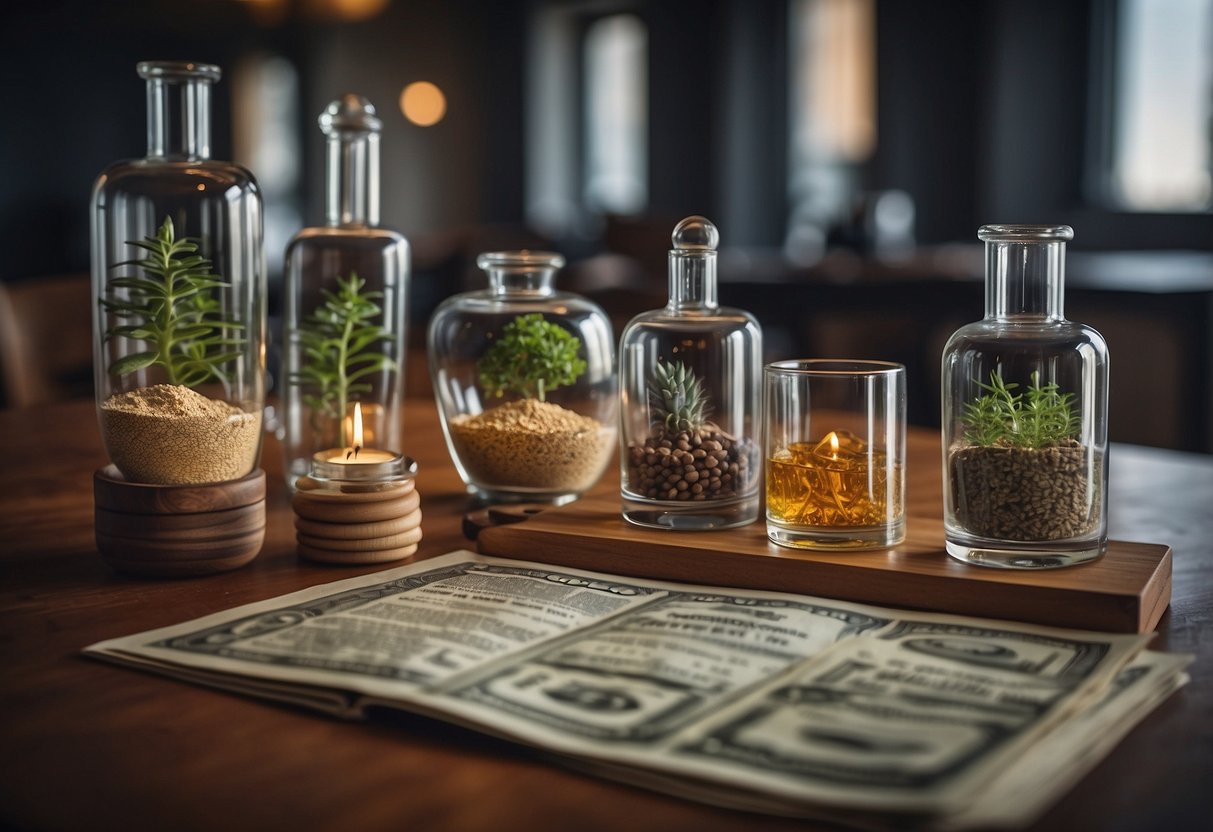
left=476, top=496, right=1171, bottom=634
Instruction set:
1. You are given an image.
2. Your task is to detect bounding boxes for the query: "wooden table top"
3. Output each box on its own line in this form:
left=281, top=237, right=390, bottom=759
left=1, top=397, right=1210, bottom=831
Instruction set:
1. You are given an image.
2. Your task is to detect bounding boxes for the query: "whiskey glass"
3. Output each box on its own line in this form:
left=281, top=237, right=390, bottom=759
left=765, top=360, right=906, bottom=549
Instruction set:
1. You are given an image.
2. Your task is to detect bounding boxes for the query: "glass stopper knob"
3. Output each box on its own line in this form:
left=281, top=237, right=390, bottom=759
left=319, top=94, right=383, bottom=135
left=672, top=216, right=719, bottom=251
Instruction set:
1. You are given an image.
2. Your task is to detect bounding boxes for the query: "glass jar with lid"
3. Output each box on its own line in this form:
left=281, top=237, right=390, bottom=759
left=91, top=60, right=265, bottom=486
left=618, top=216, right=763, bottom=529
left=941, top=224, right=1108, bottom=568
left=427, top=251, right=617, bottom=505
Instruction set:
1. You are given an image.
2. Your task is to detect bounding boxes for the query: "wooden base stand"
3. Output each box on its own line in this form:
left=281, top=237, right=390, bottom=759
left=93, top=465, right=266, bottom=577
left=477, top=495, right=1172, bottom=634
left=292, top=477, right=422, bottom=564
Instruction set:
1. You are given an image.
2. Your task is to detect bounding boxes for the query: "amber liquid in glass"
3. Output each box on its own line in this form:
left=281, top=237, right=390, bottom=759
left=766, top=431, right=899, bottom=528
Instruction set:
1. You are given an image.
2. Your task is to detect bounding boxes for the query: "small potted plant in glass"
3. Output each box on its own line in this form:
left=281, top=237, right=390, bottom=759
left=428, top=252, right=616, bottom=505
left=97, top=218, right=261, bottom=485
left=625, top=358, right=754, bottom=508
left=945, top=370, right=1103, bottom=567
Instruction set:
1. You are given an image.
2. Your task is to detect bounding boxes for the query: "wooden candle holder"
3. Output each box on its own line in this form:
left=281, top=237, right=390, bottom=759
left=292, top=476, right=422, bottom=564
left=93, top=465, right=266, bottom=577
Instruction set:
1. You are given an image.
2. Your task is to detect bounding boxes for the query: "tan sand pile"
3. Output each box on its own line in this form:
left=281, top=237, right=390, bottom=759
left=100, top=384, right=262, bottom=484
left=449, top=398, right=613, bottom=492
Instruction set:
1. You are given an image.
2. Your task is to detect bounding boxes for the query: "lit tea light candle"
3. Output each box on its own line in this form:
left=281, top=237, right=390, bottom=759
left=312, top=403, right=416, bottom=482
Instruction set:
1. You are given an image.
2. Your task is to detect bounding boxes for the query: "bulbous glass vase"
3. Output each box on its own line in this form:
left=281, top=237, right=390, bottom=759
left=427, top=251, right=617, bottom=505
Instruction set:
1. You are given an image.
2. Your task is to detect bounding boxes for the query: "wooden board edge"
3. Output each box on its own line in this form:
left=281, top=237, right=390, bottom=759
left=478, top=523, right=1168, bottom=633
left=1138, top=545, right=1173, bottom=632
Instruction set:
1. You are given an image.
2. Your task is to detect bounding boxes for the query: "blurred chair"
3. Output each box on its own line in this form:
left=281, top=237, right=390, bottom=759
left=0, top=274, right=94, bottom=408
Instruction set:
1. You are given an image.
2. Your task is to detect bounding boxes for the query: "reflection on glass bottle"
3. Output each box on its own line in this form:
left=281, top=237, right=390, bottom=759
left=619, top=217, right=763, bottom=529
left=282, top=96, right=409, bottom=488
left=90, top=61, right=265, bottom=485
left=941, top=225, right=1108, bottom=569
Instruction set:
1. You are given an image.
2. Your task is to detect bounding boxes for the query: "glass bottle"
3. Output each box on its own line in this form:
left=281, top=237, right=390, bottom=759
left=619, top=216, right=763, bottom=529
left=941, top=225, right=1109, bottom=568
left=282, top=95, right=409, bottom=488
left=91, top=61, right=266, bottom=485
left=428, top=252, right=617, bottom=505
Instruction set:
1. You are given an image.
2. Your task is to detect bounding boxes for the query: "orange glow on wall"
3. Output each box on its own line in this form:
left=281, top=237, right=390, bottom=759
left=399, top=81, right=447, bottom=127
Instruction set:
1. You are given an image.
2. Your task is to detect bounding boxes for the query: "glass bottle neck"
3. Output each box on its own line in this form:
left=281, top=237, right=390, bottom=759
left=667, top=250, right=718, bottom=311
left=985, top=240, right=1065, bottom=320
left=325, top=131, right=380, bottom=227
left=145, top=76, right=212, bottom=160
left=487, top=268, right=557, bottom=296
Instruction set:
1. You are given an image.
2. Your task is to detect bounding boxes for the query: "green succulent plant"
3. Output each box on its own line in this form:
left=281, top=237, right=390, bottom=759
left=962, top=370, right=1080, bottom=449
left=101, top=216, right=245, bottom=387
left=290, top=272, right=397, bottom=447
left=650, top=358, right=710, bottom=434
left=478, top=313, right=586, bottom=402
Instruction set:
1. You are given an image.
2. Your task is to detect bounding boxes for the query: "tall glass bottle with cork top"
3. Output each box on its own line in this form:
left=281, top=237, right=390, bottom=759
left=619, top=216, right=763, bottom=529
left=942, top=225, right=1108, bottom=568
left=91, top=61, right=266, bottom=487
left=283, top=95, right=409, bottom=488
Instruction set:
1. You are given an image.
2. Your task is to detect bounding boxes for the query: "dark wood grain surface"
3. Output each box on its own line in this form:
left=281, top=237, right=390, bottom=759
left=1, top=398, right=1210, bottom=831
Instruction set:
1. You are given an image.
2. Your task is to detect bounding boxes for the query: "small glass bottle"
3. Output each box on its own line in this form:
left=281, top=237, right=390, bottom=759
left=942, top=225, right=1109, bottom=568
left=91, top=61, right=265, bottom=485
left=428, top=251, right=617, bottom=505
left=282, top=95, right=409, bottom=487
left=619, top=216, right=763, bottom=529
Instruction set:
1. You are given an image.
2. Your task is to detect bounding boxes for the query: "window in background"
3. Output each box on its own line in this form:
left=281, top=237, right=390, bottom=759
left=583, top=14, right=648, bottom=216
left=232, top=53, right=302, bottom=284
left=786, top=0, right=877, bottom=262
left=1108, top=0, right=1212, bottom=211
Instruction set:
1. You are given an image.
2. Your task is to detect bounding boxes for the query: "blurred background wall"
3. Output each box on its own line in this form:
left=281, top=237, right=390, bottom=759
left=1, top=0, right=1210, bottom=449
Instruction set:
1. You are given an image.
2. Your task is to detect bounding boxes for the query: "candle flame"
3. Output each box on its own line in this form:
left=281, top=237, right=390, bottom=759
left=344, top=405, right=361, bottom=463
left=827, top=431, right=840, bottom=454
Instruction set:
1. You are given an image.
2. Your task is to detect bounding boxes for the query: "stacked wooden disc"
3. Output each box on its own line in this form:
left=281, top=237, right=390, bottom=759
left=292, top=476, right=422, bottom=564
left=94, top=465, right=266, bottom=577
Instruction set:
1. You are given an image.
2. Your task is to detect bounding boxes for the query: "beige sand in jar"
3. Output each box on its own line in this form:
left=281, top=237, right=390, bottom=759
left=100, top=384, right=262, bottom=484
left=449, top=399, right=614, bottom=493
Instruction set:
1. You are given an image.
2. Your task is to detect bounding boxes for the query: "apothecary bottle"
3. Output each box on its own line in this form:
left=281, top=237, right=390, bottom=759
left=941, top=225, right=1108, bottom=568
left=428, top=252, right=617, bottom=504
left=283, top=95, right=409, bottom=488
left=619, top=216, right=763, bottom=529
left=91, top=61, right=265, bottom=486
